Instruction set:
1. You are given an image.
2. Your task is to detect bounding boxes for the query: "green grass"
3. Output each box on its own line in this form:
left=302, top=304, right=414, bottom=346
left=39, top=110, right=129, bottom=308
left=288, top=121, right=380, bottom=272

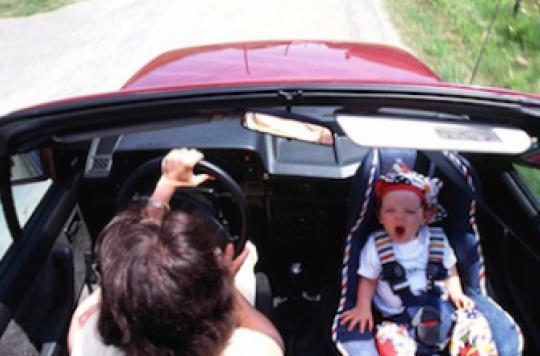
left=515, top=164, right=540, bottom=199
left=385, top=1, right=540, bottom=195
left=385, top=0, right=540, bottom=93
left=0, top=0, right=79, bottom=17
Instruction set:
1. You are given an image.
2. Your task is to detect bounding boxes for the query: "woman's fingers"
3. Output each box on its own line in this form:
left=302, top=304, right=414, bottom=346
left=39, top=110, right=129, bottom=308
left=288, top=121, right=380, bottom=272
left=223, top=243, right=234, bottom=263
left=165, top=148, right=203, bottom=167
left=161, top=148, right=208, bottom=187
left=192, top=173, right=214, bottom=186
left=232, top=245, right=249, bottom=274
left=224, top=243, right=249, bottom=276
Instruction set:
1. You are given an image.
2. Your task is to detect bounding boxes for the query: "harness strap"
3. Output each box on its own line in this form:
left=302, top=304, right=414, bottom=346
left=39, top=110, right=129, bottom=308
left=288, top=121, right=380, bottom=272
left=428, top=229, right=445, bottom=264
left=374, top=228, right=448, bottom=308
left=426, top=228, right=449, bottom=292
left=374, top=232, right=418, bottom=307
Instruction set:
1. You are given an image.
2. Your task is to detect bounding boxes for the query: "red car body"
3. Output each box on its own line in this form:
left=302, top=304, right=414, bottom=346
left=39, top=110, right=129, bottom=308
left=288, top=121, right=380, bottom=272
left=122, top=40, right=540, bottom=99
left=17, top=40, right=539, bottom=114
left=122, top=41, right=440, bottom=91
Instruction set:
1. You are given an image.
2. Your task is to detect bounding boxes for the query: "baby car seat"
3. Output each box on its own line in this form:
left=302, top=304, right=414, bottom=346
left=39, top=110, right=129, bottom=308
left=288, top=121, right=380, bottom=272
left=331, top=148, right=522, bottom=355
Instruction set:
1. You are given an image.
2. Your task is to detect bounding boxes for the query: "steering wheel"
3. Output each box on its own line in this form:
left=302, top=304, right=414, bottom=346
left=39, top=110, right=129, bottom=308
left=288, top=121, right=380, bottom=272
left=116, top=156, right=249, bottom=256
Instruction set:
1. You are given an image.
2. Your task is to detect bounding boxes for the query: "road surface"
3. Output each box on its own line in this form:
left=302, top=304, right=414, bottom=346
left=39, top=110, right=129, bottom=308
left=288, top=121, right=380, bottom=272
left=0, top=0, right=403, bottom=116
left=0, top=0, right=404, bottom=256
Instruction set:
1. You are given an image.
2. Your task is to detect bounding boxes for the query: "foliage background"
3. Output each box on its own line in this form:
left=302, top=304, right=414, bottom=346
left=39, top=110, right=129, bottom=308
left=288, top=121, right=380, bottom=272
left=0, top=0, right=78, bottom=17
left=385, top=0, right=540, bottom=93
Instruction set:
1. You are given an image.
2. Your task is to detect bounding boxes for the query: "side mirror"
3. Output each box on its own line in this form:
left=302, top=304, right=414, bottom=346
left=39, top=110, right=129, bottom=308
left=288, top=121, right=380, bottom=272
left=11, top=150, right=46, bottom=184
left=242, top=111, right=334, bottom=145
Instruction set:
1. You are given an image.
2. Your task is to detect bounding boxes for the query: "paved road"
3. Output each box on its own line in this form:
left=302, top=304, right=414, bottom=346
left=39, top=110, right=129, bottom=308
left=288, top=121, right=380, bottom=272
left=0, top=0, right=404, bottom=257
left=0, top=0, right=403, bottom=116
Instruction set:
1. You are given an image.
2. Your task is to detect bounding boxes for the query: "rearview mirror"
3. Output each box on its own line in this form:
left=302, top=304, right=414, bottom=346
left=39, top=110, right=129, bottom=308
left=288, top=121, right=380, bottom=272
left=242, top=111, right=334, bottom=145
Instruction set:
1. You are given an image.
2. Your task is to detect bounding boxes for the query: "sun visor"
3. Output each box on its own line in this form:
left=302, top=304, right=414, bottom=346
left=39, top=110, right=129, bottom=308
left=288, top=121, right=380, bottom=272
left=336, top=115, right=532, bottom=154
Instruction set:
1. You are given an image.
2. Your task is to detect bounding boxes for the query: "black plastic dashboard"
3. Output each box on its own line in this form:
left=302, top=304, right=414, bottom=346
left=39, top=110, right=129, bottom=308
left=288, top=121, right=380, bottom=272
left=83, top=117, right=366, bottom=296
left=111, top=118, right=367, bottom=179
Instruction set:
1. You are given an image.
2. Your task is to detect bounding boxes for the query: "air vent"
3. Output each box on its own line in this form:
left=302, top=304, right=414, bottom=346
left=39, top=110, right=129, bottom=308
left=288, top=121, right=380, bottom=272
left=85, top=136, right=122, bottom=178
left=91, top=156, right=110, bottom=171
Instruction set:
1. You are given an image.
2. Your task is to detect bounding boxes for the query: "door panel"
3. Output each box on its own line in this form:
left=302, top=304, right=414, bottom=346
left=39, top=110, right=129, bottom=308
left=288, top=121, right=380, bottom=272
left=479, top=163, right=540, bottom=355
left=0, top=171, right=90, bottom=355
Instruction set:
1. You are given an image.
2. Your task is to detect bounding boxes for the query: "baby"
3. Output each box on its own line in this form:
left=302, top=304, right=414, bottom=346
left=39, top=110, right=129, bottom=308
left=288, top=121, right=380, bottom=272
left=340, top=160, right=478, bottom=353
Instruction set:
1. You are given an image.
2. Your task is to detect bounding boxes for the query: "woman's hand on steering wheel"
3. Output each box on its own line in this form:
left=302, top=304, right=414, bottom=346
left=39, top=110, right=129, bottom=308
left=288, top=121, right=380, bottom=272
left=118, top=147, right=250, bottom=257
left=223, top=243, right=250, bottom=277
left=160, top=148, right=214, bottom=188
left=149, top=148, right=213, bottom=219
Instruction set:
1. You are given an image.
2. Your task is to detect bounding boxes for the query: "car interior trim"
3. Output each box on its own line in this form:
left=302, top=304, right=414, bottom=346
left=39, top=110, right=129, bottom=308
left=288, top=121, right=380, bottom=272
left=0, top=156, right=22, bottom=242
left=501, top=171, right=540, bottom=217
left=3, top=88, right=540, bottom=156
left=0, top=171, right=81, bottom=305
left=6, top=83, right=540, bottom=122
left=0, top=302, right=12, bottom=337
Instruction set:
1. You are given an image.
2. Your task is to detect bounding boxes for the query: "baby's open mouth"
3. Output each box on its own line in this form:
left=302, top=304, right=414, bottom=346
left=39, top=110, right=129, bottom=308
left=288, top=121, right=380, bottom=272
left=395, top=226, right=405, bottom=236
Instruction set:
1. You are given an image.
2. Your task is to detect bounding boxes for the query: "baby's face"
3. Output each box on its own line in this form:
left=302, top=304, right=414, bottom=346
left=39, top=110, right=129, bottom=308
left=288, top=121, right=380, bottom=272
left=379, top=190, right=427, bottom=244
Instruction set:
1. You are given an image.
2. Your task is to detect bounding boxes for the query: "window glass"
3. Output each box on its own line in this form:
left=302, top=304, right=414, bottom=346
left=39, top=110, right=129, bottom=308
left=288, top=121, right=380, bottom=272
left=514, top=164, right=540, bottom=201
left=11, top=151, right=45, bottom=182
left=0, top=181, right=52, bottom=258
left=0, top=151, right=52, bottom=259
left=13, top=180, right=52, bottom=226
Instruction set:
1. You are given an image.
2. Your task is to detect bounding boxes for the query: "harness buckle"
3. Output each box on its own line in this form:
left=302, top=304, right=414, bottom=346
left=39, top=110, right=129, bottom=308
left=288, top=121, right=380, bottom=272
left=411, top=306, right=442, bottom=348
left=426, top=262, right=448, bottom=280
left=382, top=261, right=406, bottom=281
left=382, top=262, right=410, bottom=293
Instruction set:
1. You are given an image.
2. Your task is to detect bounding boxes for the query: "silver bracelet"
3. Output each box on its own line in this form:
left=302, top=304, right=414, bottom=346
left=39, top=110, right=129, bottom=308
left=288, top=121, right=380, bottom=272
left=146, top=198, right=171, bottom=212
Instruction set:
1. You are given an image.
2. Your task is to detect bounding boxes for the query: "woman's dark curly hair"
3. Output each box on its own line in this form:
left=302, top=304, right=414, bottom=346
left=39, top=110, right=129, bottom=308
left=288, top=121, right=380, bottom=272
left=95, top=208, right=235, bottom=356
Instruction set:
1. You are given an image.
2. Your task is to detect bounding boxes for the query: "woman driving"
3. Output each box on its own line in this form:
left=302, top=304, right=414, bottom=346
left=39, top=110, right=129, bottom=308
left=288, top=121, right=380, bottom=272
left=68, top=148, right=284, bottom=356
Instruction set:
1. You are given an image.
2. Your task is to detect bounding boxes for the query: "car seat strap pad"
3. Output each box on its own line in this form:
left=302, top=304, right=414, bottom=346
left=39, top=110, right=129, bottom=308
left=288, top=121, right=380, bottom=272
left=374, top=228, right=448, bottom=310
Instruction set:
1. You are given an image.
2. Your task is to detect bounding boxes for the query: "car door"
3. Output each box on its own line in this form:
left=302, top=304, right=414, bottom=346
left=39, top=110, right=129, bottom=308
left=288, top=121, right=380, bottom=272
left=0, top=150, right=92, bottom=356
left=475, top=151, right=540, bottom=355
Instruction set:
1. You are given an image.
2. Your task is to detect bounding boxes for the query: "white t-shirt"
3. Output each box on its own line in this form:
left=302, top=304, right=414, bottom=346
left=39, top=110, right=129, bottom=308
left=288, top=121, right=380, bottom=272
left=358, top=226, right=457, bottom=316
left=71, top=307, right=282, bottom=356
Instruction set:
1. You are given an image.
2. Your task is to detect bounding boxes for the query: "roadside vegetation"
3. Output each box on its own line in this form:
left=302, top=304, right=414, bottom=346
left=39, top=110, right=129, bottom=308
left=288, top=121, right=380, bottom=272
left=385, top=0, right=540, bottom=196
left=0, top=0, right=79, bottom=17
left=385, top=0, right=540, bottom=94
left=515, top=164, right=540, bottom=199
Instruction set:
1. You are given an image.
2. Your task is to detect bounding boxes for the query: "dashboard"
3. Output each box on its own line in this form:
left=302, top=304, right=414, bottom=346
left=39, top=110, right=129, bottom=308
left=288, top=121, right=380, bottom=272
left=82, top=117, right=367, bottom=296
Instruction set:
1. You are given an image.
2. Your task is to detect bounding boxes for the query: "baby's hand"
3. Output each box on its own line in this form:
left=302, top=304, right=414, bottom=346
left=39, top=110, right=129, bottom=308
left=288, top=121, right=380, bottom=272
left=340, top=306, right=373, bottom=333
left=451, top=293, right=475, bottom=311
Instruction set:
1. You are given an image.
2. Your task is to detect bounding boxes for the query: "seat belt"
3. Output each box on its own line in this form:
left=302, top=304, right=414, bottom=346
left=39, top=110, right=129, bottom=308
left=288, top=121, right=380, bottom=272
left=374, top=232, right=418, bottom=307
left=374, top=229, right=446, bottom=348
left=374, top=230, right=447, bottom=307
left=422, top=150, right=540, bottom=263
